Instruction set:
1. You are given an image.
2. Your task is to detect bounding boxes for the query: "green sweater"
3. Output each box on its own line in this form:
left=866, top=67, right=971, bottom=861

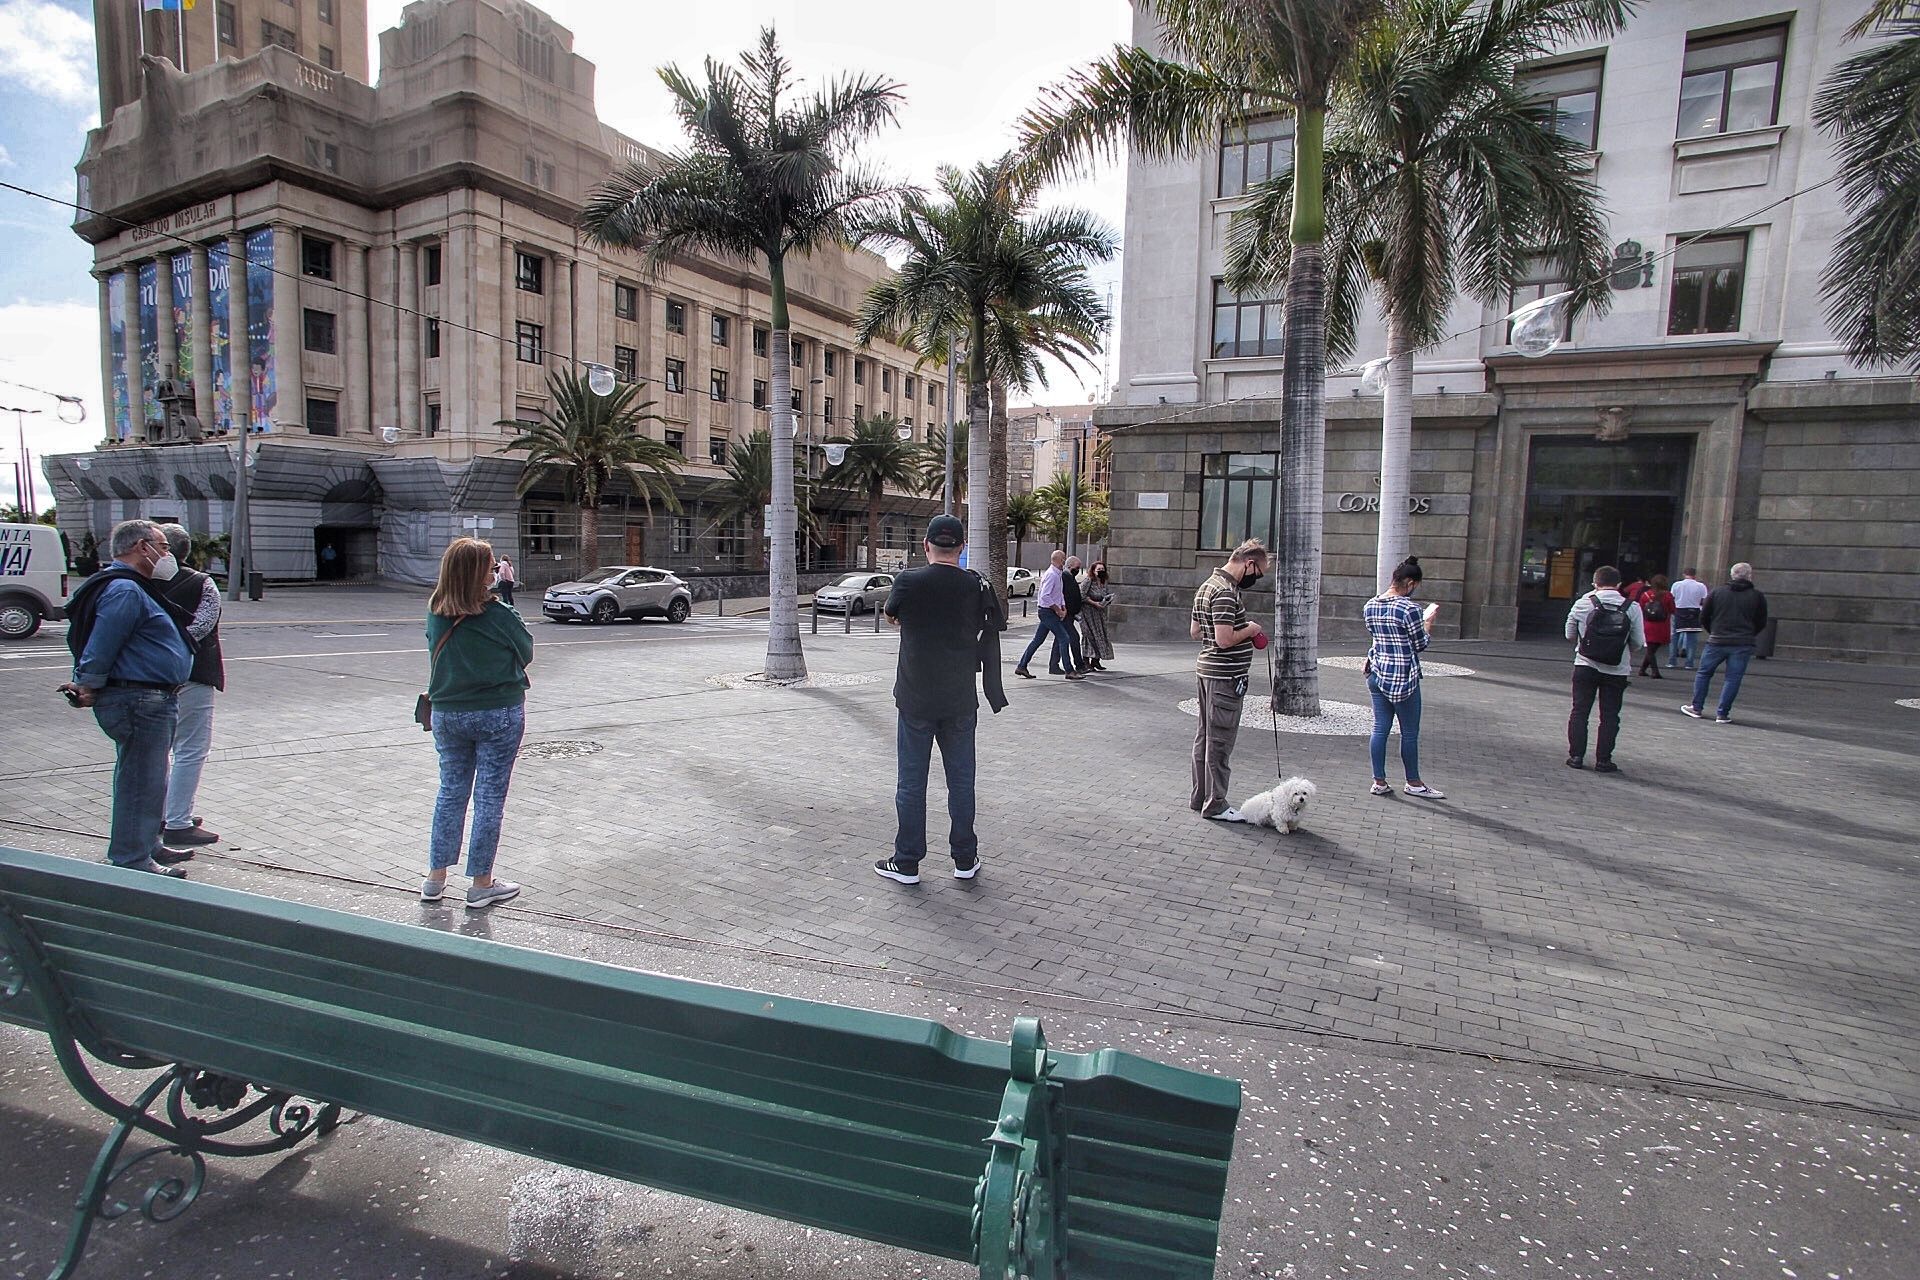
left=426, top=602, right=533, bottom=711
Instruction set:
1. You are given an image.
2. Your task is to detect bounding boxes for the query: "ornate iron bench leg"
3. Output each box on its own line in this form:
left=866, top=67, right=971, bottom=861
left=973, top=1017, right=1068, bottom=1280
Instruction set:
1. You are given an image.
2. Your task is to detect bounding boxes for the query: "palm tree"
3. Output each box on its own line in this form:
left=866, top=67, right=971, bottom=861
left=1021, top=0, right=1389, bottom=715
left=581, top=28, right=903, bottom=681
left=500, top=370, right=683, bottom=574
left=856, top=154, right=1113, bottom=609
left=1224, top=0, right=1628, bottom=594
left=921, top=421, right=968, bottom=508
left=821, top=415, right=925, bottom=569
left=706, top=430, right=826, bottom=570
left=1031, top=473, right=1077, bottom=540
left=1814, top=0, right=1920, bottom=373
left=1006, top=491, right=1041, bottom=544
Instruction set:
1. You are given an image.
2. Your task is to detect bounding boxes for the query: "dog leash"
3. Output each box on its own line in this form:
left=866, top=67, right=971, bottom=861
left=1267, top=642, right=1283, bottom=779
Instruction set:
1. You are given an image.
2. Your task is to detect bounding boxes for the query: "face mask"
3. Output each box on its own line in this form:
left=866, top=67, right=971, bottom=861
left=1240, top=568, right=1262, bottom=588
left=149, top=551, right=180, bottom=581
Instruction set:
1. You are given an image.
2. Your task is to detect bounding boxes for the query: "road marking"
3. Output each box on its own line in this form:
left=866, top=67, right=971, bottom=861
left=311, top=632, right=388, bottom=638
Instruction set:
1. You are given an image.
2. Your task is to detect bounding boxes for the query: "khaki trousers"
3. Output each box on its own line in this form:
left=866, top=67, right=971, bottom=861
left=1191, top=675, right=1246, bottom=816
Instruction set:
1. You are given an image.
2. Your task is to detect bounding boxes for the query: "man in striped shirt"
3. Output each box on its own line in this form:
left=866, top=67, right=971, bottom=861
left=1189, top=539, right=1269, bottom=821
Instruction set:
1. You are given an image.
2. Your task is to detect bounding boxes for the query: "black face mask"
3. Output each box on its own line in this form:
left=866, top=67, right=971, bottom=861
left=1240, top=568, right=1262, bottom=589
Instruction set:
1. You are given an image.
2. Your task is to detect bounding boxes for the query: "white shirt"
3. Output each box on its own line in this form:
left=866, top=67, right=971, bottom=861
left=1670, top=576, right=1709, bottom=616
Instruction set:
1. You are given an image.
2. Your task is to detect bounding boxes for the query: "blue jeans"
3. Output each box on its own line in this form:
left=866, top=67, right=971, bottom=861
left=1017, top=611, right=1080, bottom=672
left=93, top=686, right=179, bottom=868
left=1669, top=631, right=1701, bottom=667
left=165, top=681, right=217, bottom=829
left=430, top=704, right=525, bottom=878
left=1366, top=677, right=1421, bottom=784
left=1689, top=644, right=1753, bottom=718
left=893, top=710, right=978, bottom=867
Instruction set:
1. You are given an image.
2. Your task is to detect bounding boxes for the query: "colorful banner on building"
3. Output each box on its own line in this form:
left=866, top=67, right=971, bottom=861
left=207, top=243, right=233, bottom=433
left=170, top=252, right=194, bottom=387
left=137, top=260, right=160, bottom=429
left=108, top=272, right=132, bottom=441
left=245, top=226, right=276, bottom=430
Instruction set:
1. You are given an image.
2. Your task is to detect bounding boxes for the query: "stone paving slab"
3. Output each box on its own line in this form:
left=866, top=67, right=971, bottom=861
left=0, top=862, right=1912, bottom=1280
left=3, top=602, right=1918, bottom=1124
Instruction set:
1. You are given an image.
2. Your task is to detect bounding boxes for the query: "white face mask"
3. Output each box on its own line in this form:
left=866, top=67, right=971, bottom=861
left=149, top=551, right=180, bottom=581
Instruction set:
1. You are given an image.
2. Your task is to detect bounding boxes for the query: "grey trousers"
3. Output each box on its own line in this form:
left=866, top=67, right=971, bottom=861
left=1190, top=675, right=1246, bottom=816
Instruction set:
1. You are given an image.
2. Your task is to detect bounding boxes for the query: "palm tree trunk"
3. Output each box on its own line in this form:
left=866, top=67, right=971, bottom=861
left=579, top=504, right=600, bottom=575
left=963, top=323, right=992, bottom=586
left=866, top=484, right=882, bottom=570
left=987, top=379, right=1011, bottom=616
left=1374, top=316, right=1416, bottom=593
left=1275, top=108, right=1329, bottom=717
left=765, top=261, right=807, bottom=681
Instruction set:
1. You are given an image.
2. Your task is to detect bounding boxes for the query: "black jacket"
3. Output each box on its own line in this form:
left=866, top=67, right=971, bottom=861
left=976, top=575, right=1009, bottom=714
left=157, top=567, right=226, bottom=691
left=1703, top=578, right=1768, bottom=646
left=1061, top=569, right=1084, bottom=620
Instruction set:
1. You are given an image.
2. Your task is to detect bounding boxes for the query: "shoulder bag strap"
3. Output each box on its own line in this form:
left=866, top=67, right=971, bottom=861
left=428, top=615, right=465, bottom=678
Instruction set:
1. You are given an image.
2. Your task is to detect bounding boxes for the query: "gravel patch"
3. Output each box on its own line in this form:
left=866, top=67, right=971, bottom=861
left=705, top=671, right=887, bottom=691
left=1319, top=655, right=1477, bottom=677
left=1176, top=696, right=1387, bottom=736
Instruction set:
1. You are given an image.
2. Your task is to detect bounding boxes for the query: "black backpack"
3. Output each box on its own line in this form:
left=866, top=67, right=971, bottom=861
left=1639, top=588, right=1668, bottom=623
left=1577, top=594, right=1633, bottom=665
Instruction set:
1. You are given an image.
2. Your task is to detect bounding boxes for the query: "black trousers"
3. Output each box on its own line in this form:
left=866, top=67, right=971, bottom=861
left=1568, top=666, right=1628, bottom=763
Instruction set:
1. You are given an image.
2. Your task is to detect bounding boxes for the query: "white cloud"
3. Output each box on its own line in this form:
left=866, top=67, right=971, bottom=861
left=0, top=0, right=97, bottom=106
left=0, top=144, right=13, bottom=169
left=0, top=301, right=106, bottom=480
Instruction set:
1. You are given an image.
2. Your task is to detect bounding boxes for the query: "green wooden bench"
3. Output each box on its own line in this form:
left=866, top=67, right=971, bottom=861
left=0, top=846, right=1241, bottom=1279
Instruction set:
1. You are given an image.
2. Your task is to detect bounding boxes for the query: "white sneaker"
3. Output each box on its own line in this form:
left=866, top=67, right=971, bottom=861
left=1680, top=704, right=1703, bottom=719
left=1403, top=784, right=1446, bottom=800
left=1205, top=807, right=1248, bottom=823
left=1369, top=782, right=1393, bottom=797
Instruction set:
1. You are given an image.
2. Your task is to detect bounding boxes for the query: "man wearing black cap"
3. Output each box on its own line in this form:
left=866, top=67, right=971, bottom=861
left=874, top=515, right=1007, bottom=885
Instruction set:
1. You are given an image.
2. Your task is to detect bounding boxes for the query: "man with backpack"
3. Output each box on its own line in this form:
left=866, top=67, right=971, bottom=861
left=1564, top=565, right=1646, bottom=774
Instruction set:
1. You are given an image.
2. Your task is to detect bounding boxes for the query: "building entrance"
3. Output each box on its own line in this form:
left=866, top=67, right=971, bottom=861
left=1517, top=435, right=1693, bottom=635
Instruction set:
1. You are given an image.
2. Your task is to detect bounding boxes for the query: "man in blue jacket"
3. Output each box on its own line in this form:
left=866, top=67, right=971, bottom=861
left=58, top=520, right=195, bottom=876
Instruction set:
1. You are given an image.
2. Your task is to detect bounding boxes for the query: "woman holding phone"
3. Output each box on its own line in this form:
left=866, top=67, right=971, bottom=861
left=1362, top=556, right=1444, bottom=799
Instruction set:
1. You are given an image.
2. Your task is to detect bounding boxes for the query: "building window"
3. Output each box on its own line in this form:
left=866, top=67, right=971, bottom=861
left=425, top=402, right=441, bottom=436
left=751, top=327, right=768, bottom=358
left=824, top=396, right=835, bottom=426
left=752, top=378, right=768, bottom=410
left=1218, top=114, right=1295, bottom=198
left=904, top=417, right=914, bottom=430
left=853, top=359, right=865, bottom=386
left=1199, top=453, right=1280, bottom=551
left=303, top=138, right=340, bottom=174
left=302, top=308, right=337, bottom=353
left=665, top=357, right=685, bottom=393
left=318, top=45, right=335, bottom=69
left=671, top=515, right=693, bottom=555
left=422, top=243, right=442, bottom=286
left=217, top=1, right=236, bottom=44
left=301, top=236, right=334, bottom=280
left=854, top=403, right=865, bottom=423
left=710, top=313, right=730, bottom=346
left=903, top=375, right=915, bottom=399
left=709, top=434, right=729, bottom=465
left=515, top=320, right=544, bottom=364
left=260, top=19, right=296, bottom=51
left=824, top=349, right=837, bottom=377
left=791, top=340, right=805, bottom=368
left=614, top=283, right=637, bottom=320
left=1520, top=58, right=1603, bottom=151
left=515, top=251, right=544, bottom=294
left=1678, top=26, right=1787, bottom=138
left=710, top=369, right=729, bottom=402
left=929, top=382, right=939, bottom=406
left=318, top=0, right=333, bottom=22
left=424, top=318, right=441, bottom=358
left=791, top=388, right=802, bottom=412
left=1507, top=259, right=1571, bottom=344
left=716, top=516, right=748, bottom=566
left=665, top=299, right=686, bottom=334
left=1666, top=233, right=1747, bottom=335
left=881, top=368, right=892, bottom=393
left=614, top=345, right=637, bottom=383
left=665, top=428, right=685, bottom=456
left=305, top=397, right=339, bottom=436
left=525, top=507, right=559, bottom=555
left=1211, top=280, right=1284, bottom=358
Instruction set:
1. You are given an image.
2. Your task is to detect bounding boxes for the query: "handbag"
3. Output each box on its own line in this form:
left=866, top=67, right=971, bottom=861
left=414, top=617, right=464, bottom=731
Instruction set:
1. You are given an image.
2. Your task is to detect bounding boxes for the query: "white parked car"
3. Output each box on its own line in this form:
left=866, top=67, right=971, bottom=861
left=813, top=572, right=894, bottom=614
left=543, top=566, right=693, bottom=624
left=1007, top=566, right=1038, bottom=598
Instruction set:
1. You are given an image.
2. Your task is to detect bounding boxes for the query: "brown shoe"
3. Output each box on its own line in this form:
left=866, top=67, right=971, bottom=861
left=152, top=845, right=197, bottom=865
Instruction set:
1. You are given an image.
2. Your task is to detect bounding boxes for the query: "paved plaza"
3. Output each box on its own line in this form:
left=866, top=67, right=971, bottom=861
left=1, top=585, right=1916, bottom=1277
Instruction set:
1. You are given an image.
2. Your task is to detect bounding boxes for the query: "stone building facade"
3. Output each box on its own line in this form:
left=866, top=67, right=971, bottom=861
left=51, top=0, right=941, bottom=586
left=1099, top=0, right=1917, bottom=663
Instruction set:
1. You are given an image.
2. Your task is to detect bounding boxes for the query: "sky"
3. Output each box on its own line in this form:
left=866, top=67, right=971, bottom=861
left=0, top=0, right=1133, bottom=500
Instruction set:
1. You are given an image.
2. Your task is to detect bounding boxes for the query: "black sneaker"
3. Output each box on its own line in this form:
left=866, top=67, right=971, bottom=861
left=162, top=825, right=219, bottom=846
left=1013, top=667, right=1036, bottom=680
left=952, top=855, right=979, bottom=881
left=1594, top=761, right=1620, bottom=773
left=1566, top=756, right=1585, bottom=769
left=873, top=858, right=921, bottom=885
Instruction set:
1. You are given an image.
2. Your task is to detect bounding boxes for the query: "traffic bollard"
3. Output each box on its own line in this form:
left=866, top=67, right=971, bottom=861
left=810, top=598, right=818, bottom=634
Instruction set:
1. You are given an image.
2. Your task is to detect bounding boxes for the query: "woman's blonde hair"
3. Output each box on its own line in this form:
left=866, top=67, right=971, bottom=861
left=429, top=537, right=496, bottom=617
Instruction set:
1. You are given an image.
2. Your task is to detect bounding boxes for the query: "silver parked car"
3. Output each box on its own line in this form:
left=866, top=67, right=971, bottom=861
left=813, top=572, right=894, bottom=614
left=543, top=566, right=693, bottom=624
left=1007, top=566, right=1038, bottom=598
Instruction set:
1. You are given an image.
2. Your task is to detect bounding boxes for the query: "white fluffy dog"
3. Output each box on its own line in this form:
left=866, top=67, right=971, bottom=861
left=1238, top=777, right=1318, bottom=833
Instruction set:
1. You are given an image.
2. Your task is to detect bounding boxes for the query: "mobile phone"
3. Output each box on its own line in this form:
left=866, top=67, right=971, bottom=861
left=1423, top=603, right=1440, bottom=622
left=59, top=685, right=82, bottom=707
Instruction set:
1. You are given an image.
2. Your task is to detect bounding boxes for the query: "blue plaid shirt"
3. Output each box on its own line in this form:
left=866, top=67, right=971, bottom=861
left=1363, top=593, right=1429, bottom=702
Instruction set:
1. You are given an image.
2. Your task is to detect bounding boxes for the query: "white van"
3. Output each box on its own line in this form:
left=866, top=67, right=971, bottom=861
left=0, top=522, right=69, bottom=640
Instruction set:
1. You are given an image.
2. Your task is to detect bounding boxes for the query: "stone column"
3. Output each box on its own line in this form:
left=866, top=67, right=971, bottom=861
left=95, top=272, right=116, bottom=444
left=501, top=237, right=518, bottom=422
left=270, top=224, right=305, bottom=431
left=189, top=244, right=214, bottom=424
left=574, top=267, right=603, bottom=374
left=368, top=245, right=395, bottom=435
left=397, top=242, right=421, bottom=437
left=344, top=241, right=371, bottom=434
left=154, top=253, right=178, bottom=387
left=446, top=226, right=474, bottom=436
left=552, top=252, right=573, bottom=371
